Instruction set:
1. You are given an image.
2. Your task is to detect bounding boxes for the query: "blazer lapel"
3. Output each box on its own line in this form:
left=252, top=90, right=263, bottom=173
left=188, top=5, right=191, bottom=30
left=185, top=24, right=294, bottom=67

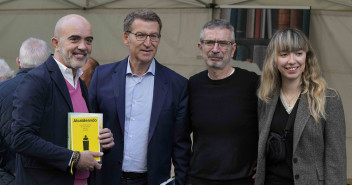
left=112, top=59, right=128, bottom=133
left=47, top=57, right=73, bottom=111
left=293, top=93, right=310, bottom=153
left=262, top=91, right=280, bottom=140
left=148, top=61, right=168, bottom=142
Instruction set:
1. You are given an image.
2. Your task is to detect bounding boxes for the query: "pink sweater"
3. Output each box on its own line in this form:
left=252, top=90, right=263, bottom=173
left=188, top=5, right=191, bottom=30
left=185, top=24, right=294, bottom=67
left=65, top=80, right=89, bottom=185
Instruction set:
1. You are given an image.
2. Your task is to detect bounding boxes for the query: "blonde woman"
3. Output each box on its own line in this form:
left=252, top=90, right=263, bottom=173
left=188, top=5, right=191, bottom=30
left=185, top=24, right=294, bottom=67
left=255, top=28, right=346, bottom=185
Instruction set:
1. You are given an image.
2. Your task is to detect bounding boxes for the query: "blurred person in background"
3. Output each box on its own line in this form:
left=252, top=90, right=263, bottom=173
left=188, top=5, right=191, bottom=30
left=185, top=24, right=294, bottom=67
left=81, top=57, right=99, bottom=89
left=0, top=59, right=14, bottom=82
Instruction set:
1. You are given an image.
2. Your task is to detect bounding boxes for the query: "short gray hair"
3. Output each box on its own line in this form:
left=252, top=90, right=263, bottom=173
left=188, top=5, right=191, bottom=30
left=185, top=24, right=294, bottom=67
left=200, top=19, right=235, bottom=42
left=19, top=38, right=51, bottom=68
left=123, top=9, right=162, bottom=33
left=0, top=59, right=14, bottom=82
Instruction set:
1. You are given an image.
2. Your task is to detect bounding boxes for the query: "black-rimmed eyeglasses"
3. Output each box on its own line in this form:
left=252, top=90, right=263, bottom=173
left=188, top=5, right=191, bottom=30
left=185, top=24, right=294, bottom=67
left=126, top=31, right=161, bottom=42
left=200, top=40, right=234, bottom=50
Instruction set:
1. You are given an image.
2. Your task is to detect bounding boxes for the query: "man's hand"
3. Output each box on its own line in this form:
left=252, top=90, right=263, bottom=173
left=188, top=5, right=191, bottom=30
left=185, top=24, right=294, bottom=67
left=76, top=151, right=103, bottom=171
left=99, top=128, right=114, bottom=150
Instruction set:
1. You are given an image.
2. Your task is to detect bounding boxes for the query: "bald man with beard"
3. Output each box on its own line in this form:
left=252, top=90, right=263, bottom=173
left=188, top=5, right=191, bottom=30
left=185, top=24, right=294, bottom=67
left=11, top=14, right=114, bottom=185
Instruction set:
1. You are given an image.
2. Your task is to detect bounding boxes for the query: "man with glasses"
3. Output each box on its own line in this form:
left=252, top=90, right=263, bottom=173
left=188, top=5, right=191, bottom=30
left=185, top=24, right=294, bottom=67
left=187, top=19, right=259, bottom=185
left=89, top=9, right=191, bottom=185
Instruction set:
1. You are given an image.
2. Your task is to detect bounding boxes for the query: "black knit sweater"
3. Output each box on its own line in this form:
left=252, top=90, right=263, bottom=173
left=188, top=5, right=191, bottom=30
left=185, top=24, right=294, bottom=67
left=188, top=67, right=259, bottom=183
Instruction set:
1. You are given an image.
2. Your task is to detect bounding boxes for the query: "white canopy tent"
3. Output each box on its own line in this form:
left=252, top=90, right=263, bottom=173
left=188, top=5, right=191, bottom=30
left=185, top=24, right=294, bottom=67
left=0, top=0, right=351, bottom=178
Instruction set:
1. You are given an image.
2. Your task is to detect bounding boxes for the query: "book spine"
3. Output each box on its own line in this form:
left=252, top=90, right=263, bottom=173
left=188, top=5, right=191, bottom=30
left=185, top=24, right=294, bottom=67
left=254, top=9, right=262, bottom=39
left=278, top=9, right=290, bottom=29
left=246, top=8, right=255, bottom=39
left=236, top=9, right=247, bottom=38
left=260, top=9, right=266, bottom=39
left=68, top=113, right=71, bottom=150
left=271, top=9, right=279, bottom=35
left=230, top=8, right=238, bottom=34
left=290, top=9, right=303, bottom=29
left=267, top=9, right=273, bottom=39
left=302, top=9, right=310, bottom=37
left=235, top=45, right=249, bottom=61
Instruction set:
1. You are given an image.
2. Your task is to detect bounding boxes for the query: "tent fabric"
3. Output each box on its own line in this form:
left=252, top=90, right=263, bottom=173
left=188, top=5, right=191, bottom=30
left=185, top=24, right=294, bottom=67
left=310, top=11, right=352, bottom=176
left=0, top=0, right=351, bottom=179
left=1, top=0, right=352, bottom=10
left=216, top=0, right=352, bottom=10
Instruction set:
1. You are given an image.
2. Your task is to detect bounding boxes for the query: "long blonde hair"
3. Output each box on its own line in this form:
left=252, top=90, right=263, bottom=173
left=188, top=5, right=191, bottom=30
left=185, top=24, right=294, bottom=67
left=258, top=28, right=327, bottom=123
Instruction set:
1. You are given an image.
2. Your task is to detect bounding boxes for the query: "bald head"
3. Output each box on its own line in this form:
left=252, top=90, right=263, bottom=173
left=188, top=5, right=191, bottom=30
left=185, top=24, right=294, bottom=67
left=51, top=14, right=93, bottom=75
left=54, top=14, right=92, bottom=38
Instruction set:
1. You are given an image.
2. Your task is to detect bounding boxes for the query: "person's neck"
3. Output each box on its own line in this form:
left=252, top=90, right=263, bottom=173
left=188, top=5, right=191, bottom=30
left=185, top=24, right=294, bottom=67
left=53, top=54, right=78, bottom=78
left=281, top=78, right=301, bottom=94
left=281, top=79, right=301, bottom=106
left=129, top=59, right=152, bottom=77
left=208, top=66, right=234, bottom=80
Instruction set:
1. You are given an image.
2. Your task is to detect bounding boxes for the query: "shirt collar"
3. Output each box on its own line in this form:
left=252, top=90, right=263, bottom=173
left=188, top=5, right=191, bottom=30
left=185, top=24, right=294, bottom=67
left=126, top=57, right=155, bottom=76
left=53, top=56, right=83, bottom=88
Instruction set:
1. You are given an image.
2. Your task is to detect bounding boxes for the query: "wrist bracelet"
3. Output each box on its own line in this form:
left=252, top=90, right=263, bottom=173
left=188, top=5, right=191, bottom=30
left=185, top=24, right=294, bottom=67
left=74, top=152, right=81, bottom=168
left=70, top=151, right=80, bottom=175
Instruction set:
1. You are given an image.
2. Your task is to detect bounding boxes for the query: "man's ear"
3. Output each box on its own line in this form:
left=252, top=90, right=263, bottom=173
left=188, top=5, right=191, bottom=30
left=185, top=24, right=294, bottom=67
left=123, top=32, right=130, bottom=46
left=51, top=37, right=59, bottom=50
left=231, top=43, right=237, bottom=58
left=16, top=57, right=21, bottom=69
left=198, top=42, right=203, bottom=56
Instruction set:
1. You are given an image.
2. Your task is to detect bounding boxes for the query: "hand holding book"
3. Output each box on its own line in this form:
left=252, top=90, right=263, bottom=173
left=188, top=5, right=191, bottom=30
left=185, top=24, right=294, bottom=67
left=99, top=128, right=115, bottom=150
left=76, top=151, right=104, bottom=171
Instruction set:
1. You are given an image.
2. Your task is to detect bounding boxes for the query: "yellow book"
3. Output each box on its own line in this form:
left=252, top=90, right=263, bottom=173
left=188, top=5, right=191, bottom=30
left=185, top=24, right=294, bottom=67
left=68, top=113, right=103, bottom=161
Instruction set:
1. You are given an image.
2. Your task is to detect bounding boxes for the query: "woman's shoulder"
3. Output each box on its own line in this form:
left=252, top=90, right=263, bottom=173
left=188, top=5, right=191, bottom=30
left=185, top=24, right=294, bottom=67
left=325, top=88, right=342, bottom=103
left=326, top=88, right=339, bottom=97
left=325, top=88, right=344, bottom=112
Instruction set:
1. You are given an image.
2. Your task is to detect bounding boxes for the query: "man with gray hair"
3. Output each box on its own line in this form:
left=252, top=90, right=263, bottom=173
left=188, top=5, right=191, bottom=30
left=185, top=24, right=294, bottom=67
left=0, top=37, right=51, bottom=185
left=0, top=59, right=14, bottom=82
left=187, top=19, right=258, bottom=185
left=16, top=37, right=52, bottom=69
left=89, top=9, right=191, bottom=185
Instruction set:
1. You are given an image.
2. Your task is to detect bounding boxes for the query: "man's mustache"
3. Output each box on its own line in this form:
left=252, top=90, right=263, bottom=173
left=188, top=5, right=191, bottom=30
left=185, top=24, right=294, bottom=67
left=207, top=53, right=223, bottom=59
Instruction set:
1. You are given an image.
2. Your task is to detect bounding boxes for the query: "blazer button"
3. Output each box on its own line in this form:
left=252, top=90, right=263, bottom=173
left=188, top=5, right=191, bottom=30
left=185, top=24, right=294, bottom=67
left=295, top=174, right=300, bottom=180
left=118, top=161, right=122, bottom=164
left=293, top=158, right=298, bottom=163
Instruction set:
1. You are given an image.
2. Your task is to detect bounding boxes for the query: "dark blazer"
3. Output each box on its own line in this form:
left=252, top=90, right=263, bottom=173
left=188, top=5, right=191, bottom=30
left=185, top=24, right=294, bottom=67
left=89, top=57, right=191, bottom=185
left=255, top=89, right=346, bottom=185
left=0, top=68, right=32, bottom=175
left=11, top=56, right=91, bottom=185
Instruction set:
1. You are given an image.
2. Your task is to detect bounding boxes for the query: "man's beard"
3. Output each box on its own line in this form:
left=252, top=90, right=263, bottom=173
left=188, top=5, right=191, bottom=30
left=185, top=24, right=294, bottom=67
left=59, top=48, right=89, bottom=69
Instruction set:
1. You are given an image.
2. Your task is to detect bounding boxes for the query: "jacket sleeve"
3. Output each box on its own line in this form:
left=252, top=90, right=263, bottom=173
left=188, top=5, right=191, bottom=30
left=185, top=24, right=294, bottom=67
left=172, top=80, right=192, bottom=185
left=324, top=91, right=346, bottom=184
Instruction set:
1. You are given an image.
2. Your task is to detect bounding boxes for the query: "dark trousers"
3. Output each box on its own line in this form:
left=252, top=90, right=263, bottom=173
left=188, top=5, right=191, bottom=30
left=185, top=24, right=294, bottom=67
left=187, top=175, right=254, bottom=185
left=120, top=176, right=147, bottom=185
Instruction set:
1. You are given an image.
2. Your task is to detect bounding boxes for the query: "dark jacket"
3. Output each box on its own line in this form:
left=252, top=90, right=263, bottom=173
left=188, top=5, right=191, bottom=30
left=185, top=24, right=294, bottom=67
left=89, top=57, right=191, bottom=185
left=11, top=56, right=91, bottom=185
left=0, top=168, right=15, bottom=185
left=0, top=68, right=32, bottom=183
